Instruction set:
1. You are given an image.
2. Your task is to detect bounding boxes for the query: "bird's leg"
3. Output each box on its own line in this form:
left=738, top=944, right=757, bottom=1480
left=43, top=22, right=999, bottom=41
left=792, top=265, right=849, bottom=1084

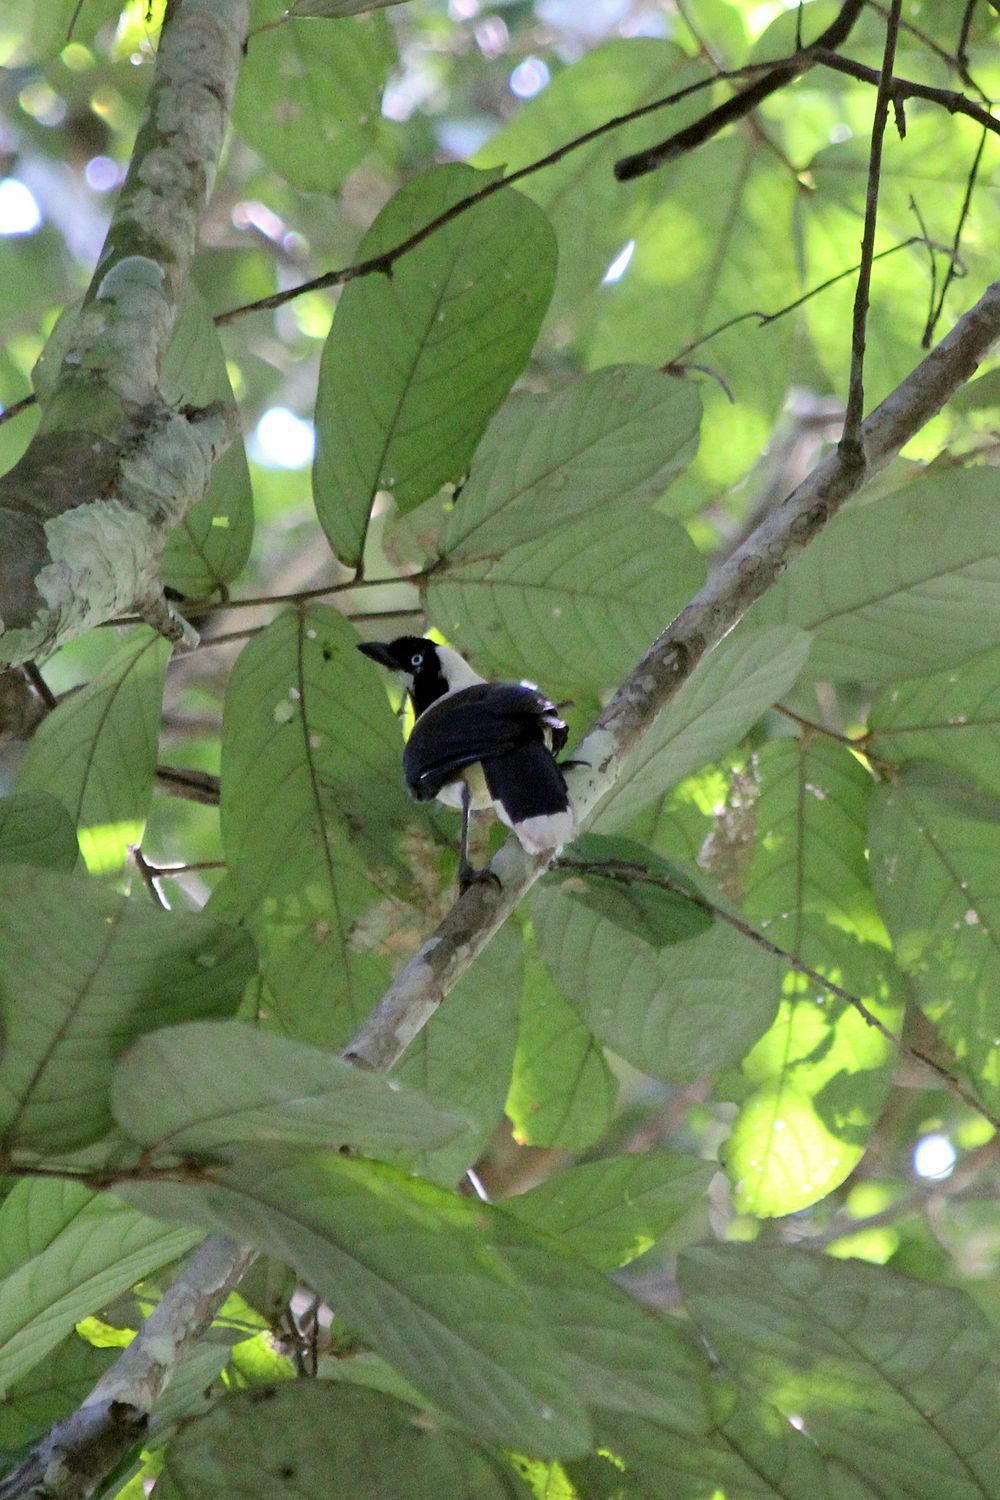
left=456, top=782, right=500, bottom=896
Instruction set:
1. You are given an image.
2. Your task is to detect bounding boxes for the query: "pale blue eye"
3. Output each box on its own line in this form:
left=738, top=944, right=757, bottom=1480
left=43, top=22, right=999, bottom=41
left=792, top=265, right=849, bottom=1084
left=411, top=653, right=423, bottom=668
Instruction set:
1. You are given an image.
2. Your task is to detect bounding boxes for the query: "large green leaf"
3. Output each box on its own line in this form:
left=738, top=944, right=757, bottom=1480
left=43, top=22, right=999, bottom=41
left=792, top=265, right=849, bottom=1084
left=160, top=290, right=253, bottom=598
left=0, top=866, right=254, bottom=1153
left=746, top=470, right=1000, bottom=681
left=161, top=1384, right=530, bottom=1499
left=593, top=626, right=812, bottom=830
left=0, top=1333, right=114, bottom=1457
left=501, top=1153, right=712, bottom=1271
left=0, top=1178, right=198, bottom=1393
left=680, top=1245, right=1000, bottom=1500
left=111, top=1020, right=467, bottom=1161
left=869, top=771, right=1000, bottom=1111
left=313, top=164, right=556, bottom=566
left=441, top=366, right=700, bottom=561
left=506, top=952, right=616, bottom=1153
left=725, top=738, right=901, bottom=1217
left=16, top=630, right=169, bottom=875
left=0, top=791, right=77, bottom=870
left=428, top=503, right=704, bottom=700
left=867, top=646, right=1000, bottom=797
left=220, top=605, right=410, bottom=1043
left=234, top=1, right=394, bottom=194
left=120, top=1154, right=593, bottom=1457
left=532, top=878, right=779, bottom=1083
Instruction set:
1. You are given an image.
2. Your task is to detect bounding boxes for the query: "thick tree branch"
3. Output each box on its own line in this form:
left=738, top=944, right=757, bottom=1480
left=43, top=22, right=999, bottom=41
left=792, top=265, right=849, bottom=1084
left=0, top=0, right=249, bottom=668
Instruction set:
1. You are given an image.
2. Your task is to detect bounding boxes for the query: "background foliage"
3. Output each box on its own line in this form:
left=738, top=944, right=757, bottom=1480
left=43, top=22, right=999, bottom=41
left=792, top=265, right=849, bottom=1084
left=2, top=0, right=1000, bottom=1495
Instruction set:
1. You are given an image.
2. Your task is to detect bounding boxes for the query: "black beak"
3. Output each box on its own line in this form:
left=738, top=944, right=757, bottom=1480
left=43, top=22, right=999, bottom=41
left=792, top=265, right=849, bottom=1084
left=357, top=641, right=398, bottom=670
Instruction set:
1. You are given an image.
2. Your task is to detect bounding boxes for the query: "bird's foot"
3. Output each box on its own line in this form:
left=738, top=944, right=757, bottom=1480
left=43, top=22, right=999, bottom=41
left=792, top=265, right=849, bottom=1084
left=457, top=862, right=502, bottom=897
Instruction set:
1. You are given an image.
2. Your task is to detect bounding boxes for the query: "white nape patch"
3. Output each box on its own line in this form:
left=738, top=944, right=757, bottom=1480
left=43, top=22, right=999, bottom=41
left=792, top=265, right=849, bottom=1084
left=506, top=808, right=575, bottom=855
left=435, top=645, right=485, bottom=694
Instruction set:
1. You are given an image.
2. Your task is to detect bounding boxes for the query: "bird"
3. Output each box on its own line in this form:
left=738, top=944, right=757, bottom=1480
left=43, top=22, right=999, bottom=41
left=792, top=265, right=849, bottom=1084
left=357, top=636, right=574, bottom=889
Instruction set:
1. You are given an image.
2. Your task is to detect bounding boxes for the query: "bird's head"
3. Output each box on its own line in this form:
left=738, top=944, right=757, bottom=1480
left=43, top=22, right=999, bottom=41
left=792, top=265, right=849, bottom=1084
left=357, top=635, right=481, bottom=716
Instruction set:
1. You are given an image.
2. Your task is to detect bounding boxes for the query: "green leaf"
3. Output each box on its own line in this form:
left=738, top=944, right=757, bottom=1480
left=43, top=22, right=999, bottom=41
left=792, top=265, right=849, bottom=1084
left=869, top=772, right=1000, bottom=1111
left=0, top=866, right=255, bottom=1152
left=313, top=164, right=556, bottom=565
left=291, top=0, right=407, bottom=13
left=725, top=738, right=901, bottom=1217
left=220, top=606, right=410, bottom=1044
left=120, top=1154, right=593, bottom=1457
left=531, top=879, right=779, bottom=1083
left=160, top=290, right=253, bottom=598
left=746, top=469, right=1000, bottom=681
left=867, top=646, right=1000, bottom=797
left=0, top=791, right=77, bottom=870
left=111, top=1020, right=467, bottom=1160
left=395, top=924, right=522, bottom=1186
left=441, top=366, right=701, bottom=561
left=234, top=2, right=394, bottom=194
left=161, top=1383, right=530, bottom=1499
left=501, top=1153, right=713, bottom=1270
left=551, top=834, right=712, bottom=949
left=594, top=627, right=812, bottom=830
left=0, top=1178, right=198, bottom=1393
left=506, top=953, right=616, bottom=1153
left=0, top=1332, right=114, bottom=1452
left=680, top=1244, right=1000, bottom=1499
left=16, top=630, right=169, bottom=875
left=428, top=504, right=704, bottom=699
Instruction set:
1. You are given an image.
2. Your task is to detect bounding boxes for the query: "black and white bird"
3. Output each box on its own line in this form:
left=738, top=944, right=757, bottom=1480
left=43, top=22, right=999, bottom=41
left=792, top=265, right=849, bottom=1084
left=357, top=636, right=574, bottom=887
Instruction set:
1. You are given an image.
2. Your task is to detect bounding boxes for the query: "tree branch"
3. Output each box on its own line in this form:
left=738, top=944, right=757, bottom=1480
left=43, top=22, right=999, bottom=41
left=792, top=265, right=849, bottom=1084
left=814, top=49, right=1000, bottom=139
left=0, top=0, right=249, bottom=668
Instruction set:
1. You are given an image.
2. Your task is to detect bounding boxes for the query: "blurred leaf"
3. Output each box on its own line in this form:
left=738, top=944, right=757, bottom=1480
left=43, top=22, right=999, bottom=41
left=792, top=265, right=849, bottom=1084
left=870, top=772, right=1000, bottom=1112
left=0, top=866, right=254, bottom=1152
left=314, top=164, right=556, bottom=565
left=112, top=1020, right=467, bottom=1161
left=594, top=627, right=812, bottom=830
left=501, top=1153, right=713, bottom=1270
left=868, top=649, right=1000, bottom=797
left=161, top=1383, right=530, bottom=1498
left=17, top=630, right=169, bottom=874
left=680, top=1245, right=1000, bottom=1499
left=220, top=606, right=410, bottom=1045
left=0, top=791, right=77, bottom=870
left=120, top=1153, right=593, bottom=1457
left=747, top=469, right=1000, bottom=681
left=725, top=738, right=901, bottom=1217
left=0, top=1178, right=198, bottom=1393
left=235, top=0, right=394, bottom=193
left=161, top=290, right=253, bottom=598
left=506, top=953, right=616, bottom=1153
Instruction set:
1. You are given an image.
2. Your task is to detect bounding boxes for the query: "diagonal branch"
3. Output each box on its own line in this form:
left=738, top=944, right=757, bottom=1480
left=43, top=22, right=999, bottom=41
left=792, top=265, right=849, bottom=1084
left=813, top=50, right=1000, bottom=138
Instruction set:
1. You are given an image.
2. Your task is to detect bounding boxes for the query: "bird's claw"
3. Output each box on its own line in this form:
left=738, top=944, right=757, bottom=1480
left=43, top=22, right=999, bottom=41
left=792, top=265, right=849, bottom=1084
left=458, top=864, right=502, bottom=897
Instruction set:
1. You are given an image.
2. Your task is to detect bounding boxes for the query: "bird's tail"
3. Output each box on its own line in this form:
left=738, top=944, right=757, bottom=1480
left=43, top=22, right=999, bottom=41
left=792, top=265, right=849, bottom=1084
left=483, top=743, right=574, bottom=854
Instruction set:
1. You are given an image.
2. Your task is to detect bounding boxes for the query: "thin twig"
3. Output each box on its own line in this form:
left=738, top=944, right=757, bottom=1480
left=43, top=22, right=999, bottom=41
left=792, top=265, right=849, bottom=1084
left=923, top=125, right=989, bottom=347
left=864, top=0, right=990, bottom=101
left=0, top=392, right=38, bottom=428
left=129, top=846, right=171, bottom=910
left=957, top=0, right=978, bottom=75
left=840, top=0, right=903, bottom=460
left=774, top=703, right=860, bottom=747
left=155, top=765, right=221, bottom=805
left=814, top=50, right=1000, bottom=139
left=908, top=196, right=940, bottom=345
left=20, top=660, right=57, bottom=710
left=557, top=857, right=1000, bottom=1131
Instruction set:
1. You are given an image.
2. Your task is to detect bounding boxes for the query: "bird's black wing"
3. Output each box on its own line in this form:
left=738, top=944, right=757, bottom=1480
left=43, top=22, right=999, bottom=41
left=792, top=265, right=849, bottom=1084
left=403, top=683, right=565, bottom=801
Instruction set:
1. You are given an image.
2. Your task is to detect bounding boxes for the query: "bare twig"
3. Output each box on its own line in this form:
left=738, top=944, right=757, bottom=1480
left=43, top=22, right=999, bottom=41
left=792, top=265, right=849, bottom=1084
left=814, top=50, right=1000, bottom=139
left=840, top=0, right=903, bottom=460
left=129, top=845, right=171, bottom=910
left=613, top=0, right=865, bottom=180
left=0, top=392, right=37, bottom=429
left=155, top=765, right=221, bottom=805
left=923, top=125, right=989, bottom=347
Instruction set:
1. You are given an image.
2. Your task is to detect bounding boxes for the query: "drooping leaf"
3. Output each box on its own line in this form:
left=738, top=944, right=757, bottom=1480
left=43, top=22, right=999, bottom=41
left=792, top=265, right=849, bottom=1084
left=0, top=791, right=77, bottom=870
left=160, top=289, right=253, bottom=598
left=0, top=866, right=255, bottom=1152
left=746, top=469, right=1000, bottom=681
left=16, top=630, right=169, bottom=874
left=725, top=738, right=901, bottom=1217
left=501, top=1152, right=712, bottom=1270
left=506, top=953, right=616, bottom=1153
left=593, top=626, right=812, bottom=830
left=313, top=164, right=556, bottom=565
left=869, top=769, right=1000, bottom=1111
left=0, top=1178, right=198, bottom=1393
left=112, top=1020, right=467, bottom=1162
left=161, top=1383, right=531, bottom=1499
left=867, top=646, right=1000, bottom=798
left=120, top=1153, right=593, bottom=1458
left=234, top=1, right=394, bottom=194
left=680, top=1244, right=1000, bottom=1499
left=550, top=834, right=712, bottom=949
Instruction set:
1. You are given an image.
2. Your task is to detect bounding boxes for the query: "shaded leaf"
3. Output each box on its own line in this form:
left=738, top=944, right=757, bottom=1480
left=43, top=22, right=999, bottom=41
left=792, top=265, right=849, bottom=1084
left=314, top=164, right=556, bottom=565
left=0, top=791, right=77, bottom=870
left=551, top=834, right=712, bottom=949
left=0, top=1333, right=114, bottom=1451
left=868, top=648, right=1000, bottom=798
